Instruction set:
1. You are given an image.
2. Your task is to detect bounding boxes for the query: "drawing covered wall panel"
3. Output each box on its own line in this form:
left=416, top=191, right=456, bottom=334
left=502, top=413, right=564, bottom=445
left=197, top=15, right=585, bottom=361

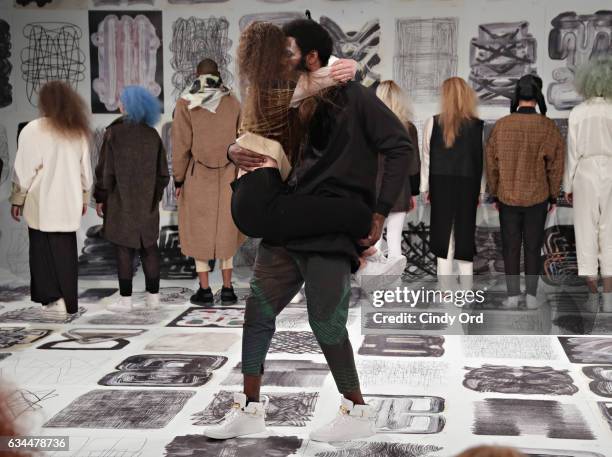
left=0, top=19, right=12, bottom=108
left=394, top=18, right=458, bottom=103
left=548, top=10, right=612, bottom=110
left=169, top=16, right=232, bottom=97
left=0, top=326, right=52, bottom=349
left=165, top=436, right=302, bottom=457
left=469, top=22, right=537, bottom=105
left=559, top=337, right=612, bottom=364
left=463, top=365, right=578, bottom=395
left=89, top=11, right=163, bottom=113
left=21, top=22, right=85, bottom=107
left=45, top=389, right=194, bottom=428
left=364, top=394, right=445, bottom=434
left=159, top=225, right=197, bottom=279
left=582, top=366, right=612, bottom=397
left=222, top=360, right=329, bottom=387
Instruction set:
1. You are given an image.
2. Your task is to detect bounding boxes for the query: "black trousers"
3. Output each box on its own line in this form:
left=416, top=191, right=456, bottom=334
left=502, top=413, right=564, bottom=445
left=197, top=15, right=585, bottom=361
left=115, top=243, right=160, bottom=296
left=499, top=200, right=548, bottom=296
left=28, top=228, right=78, bottom=313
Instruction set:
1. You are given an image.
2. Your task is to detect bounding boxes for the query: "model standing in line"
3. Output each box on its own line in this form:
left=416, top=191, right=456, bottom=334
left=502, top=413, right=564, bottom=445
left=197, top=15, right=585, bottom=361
left=94, top=86, right=169, bottom=311
left=421, top=77, right=483, bottom=290
left=10, top=81, right=93, bottom=315
left=486, top=74, right=565, bottom=308
left=563, top=57, right=612, bottom=313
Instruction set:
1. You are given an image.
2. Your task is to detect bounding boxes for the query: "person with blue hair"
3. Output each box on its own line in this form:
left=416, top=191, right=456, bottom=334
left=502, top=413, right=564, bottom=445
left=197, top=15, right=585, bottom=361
left=94, top=85, right=169, bottom=311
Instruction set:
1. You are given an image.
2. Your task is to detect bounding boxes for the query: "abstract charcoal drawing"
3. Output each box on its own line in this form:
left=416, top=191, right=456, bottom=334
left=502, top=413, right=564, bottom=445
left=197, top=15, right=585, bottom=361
left=469, top=22, right=537, bottom=105
left=320, top=16, right=380, bottom=86
left=402, top=223, right=436, bottom=278
left=542, top=225, right=579, bottom=286
left=98, top=354, right=227, bottom=388
left=463, top=365, right=578, bottom=395
left=311, top=442, right=442, bottom=457
left=46, top=437, right=148, bottom=457
left=161, top=122, right=176, bottom=211
left=145, top=332, right=239, bottom=352
left=364, top=394, right=445, bottom=434
left=170, top=17, right=233, bottom=97
left=89, top=11, right=163, bottom=113
left=159, top=226, right=197, bottom=279
left=519, top=450, right=605, bottom=457
left=38, top=328, right=146, bottom=351
left=0, top=306, right=85, bottom=324
left=5, top=388, right=58, bottom=423
left=269, top=331, right=322, bottom=354
left=194, top=390, right=318, bottom=426
left=239, top=12, right=303, bottom=31
left=359, top=335, right=444, bottom=357
left=165, top=436, right=302, bottom=457
left=548, top=10, right=612, bottom=110
left=357, top=359, right=449, bottom=389
left=0, top=20, right=12, bottom=109
left=21, top=22, right=86, bottom=107
left=168, top=307, right=244, bottom=328
left=472, top=398, right=595, bottom=440
left=223, top=360, right=329, bottom=387
left=582, top=366, right=612, bottom=397
left=0, top=326, right=51, bottom=349
left=473, top=227, right=505, bottom=274
left=460, top=335, right=558, bottom=360
left=88, top=128, right=106, bottom=208
left=598, top=402, right=612, bottom=430
left=0, top=124, right=9, bottom=185
left=78, top=224, right=126, bottom=278
left=559, top=337, right=612, bottom=364
left=45, top=389, right=195, bottom=429
left=394, top=18, right=458, bottom=103
left=83, top=309, right=174, bottom=326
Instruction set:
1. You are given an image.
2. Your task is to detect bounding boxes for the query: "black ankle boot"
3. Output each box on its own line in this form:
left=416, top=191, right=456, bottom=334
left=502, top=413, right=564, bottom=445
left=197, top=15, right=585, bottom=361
left=190, top=287, right=213, bottom=306
left=221, top=286, right=238, bottom=304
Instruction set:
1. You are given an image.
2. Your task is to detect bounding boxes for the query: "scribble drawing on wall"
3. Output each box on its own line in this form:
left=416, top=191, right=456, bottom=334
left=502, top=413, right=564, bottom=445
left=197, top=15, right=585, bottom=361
left=364, top=394, right=445, bottom=434
left=161, top=123, right=176, bottom=211
left=170, top=17, right=232, bottom=97
left=269, top=331, right=321, bottom=354
left=463, top=365, right=578, bottom=395
left=78, top=225, right=124, bottom=277
left=473, top=398, right=595, bottom=439
left=38, top=328, right=146, bottom=350
left=582, top=366, right=612, bottom=397
left=559, top=336, right=612, bottom=364
left=5, top=388, right=58, bottom=420
left=548, top=10, right=612, bottom=110
left=359, top=335, right=444, bottom=357
left=239, top=12, right=303, bottom=31
left=46, top=437, right=148, bottom=457
left=320, top=16, right=380, bottom=86
left=98, top=354, right=227, bottom=387
left=541, top=225, right=580, bottom=286
left=194, top=391, right=318, bottom=426
left=0, top=306, right=85, bottom=324
left=88, top=128, right=106, bottom=207
left=168, top=307, right=244, bottom=328
left=598, top=402, right=612, bottom=430
left=469, top=22, right=537, bottom=105
left=312, top=441, right=442, bottom=457
left=165, top=435, right=302, bottom=457
left=0, top=20, right=12, bottom=108
left=21, top=22, right=86, bottom=107
left=461, top=336, right=558, bottom=360
left=0, top=327, right=51, bottom=349
left=45, top=389, right=195, bottom=429
left=223, top=360, right=329, bottom=387
left=357, top=360, right=449, bottom=389
left=402, top=223, right=436, bottom=278
left=394, top=18, right=458, bottom=103
left=89, top=11, right=163, bottom=113
left=159, top=226, right=197, bottom=279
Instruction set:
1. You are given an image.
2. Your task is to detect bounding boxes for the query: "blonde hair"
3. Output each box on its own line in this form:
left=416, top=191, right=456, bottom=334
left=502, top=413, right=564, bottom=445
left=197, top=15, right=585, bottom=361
left=439, top=77, right=478, bottom=148
left=376, top=80, right=413, bottom=124
left=456, top=446, right=526, bottom=457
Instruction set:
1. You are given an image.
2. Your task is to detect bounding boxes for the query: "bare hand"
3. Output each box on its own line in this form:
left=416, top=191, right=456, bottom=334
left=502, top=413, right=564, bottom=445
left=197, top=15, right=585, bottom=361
left=228, top=143, right=266, bottom=171
left=330, top=59, right=357, bottom=83
left=10, top=205, right=22, bottom=222
left=175, top=187, right=182, bottom=199
left=96, top=203, right=104, bottom=218
left=359, top=213, right=386, bottom=247
left=82, top=204, right=87, bottom=216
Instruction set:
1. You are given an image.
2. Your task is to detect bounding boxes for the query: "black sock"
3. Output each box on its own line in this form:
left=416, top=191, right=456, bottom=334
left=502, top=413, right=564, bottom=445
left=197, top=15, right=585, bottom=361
left=119, top=279, right=132, bottom=296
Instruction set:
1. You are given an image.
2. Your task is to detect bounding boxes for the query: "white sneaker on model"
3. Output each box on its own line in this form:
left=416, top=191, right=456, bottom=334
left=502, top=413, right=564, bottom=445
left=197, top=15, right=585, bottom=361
left=202, top=393, right=267, bottom=439
left=145, top=292, right=160, bottom=309
left=107, top=296, right=133, bottom=313
left=290, top=290, right=305, bottom=304
left=525, top=294, right=539, bottom=309
left=309, top=397, right=375, bottom=443
left=42, top=298, right=68, bottom=315
left=602, top=293, right=612, bottom=313
left=501, top=295, right=520, bottom=309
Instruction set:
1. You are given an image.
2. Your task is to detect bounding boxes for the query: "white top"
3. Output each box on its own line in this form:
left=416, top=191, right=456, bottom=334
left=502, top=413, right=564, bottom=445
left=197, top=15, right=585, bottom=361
left=10, top=118, right=93, bottom=232
left=563, top=97, right=612, bottom=193
left=419, top=117, right=434, bottom=193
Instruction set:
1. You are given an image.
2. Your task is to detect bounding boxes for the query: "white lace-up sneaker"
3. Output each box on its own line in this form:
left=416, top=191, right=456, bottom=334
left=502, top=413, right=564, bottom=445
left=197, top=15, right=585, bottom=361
left=107, top=296, right=133, bottom=313
left=602, top=293, right=612, bottom=313
left=309, top=397, right=375, bottom=442
left=145, top=292, right=160, bottom=309
left=202, top=392, right=267, bottom=439
left=42, top=298, right=68, bottom=315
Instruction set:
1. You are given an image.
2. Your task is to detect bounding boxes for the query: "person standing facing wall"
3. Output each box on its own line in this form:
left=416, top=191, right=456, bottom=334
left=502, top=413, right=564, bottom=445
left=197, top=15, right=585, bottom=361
left=172, top=59, right=243, bottom=305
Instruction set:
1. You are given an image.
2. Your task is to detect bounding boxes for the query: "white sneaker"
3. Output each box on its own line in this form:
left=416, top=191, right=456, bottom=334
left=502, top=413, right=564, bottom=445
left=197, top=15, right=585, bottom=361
left=202, top=393, right=267, bottom=439
left=354, top=252, right=406, bottom=292
left=42, top=298, right=68, bottom=315
left=602, top=293, right=612, bottom=313
left=501, top=295, right=520, bottom=309
left=582, top=293, right=600, bottom=313
left=145, top=292, right=160, bottom=309
left=290, top=290, right=305, bottom=304
left=309, top=397, right=375, bottom=443
left=107, top=296, right=133, bottom=313
left=525, top=294, right=539, bottom=309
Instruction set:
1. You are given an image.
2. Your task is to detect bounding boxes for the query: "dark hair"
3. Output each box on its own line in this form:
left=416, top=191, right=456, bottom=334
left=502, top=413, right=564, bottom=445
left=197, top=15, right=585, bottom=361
left=282, top=17, right=333, bottom=67
left=196, top=58, right=220, bottom=78
left=511, top=74, right=547, bottom=115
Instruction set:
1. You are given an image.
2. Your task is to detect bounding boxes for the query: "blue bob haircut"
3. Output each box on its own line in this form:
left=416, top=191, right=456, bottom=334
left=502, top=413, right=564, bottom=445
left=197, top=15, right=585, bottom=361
left=119, top=85, right=161, bottom=127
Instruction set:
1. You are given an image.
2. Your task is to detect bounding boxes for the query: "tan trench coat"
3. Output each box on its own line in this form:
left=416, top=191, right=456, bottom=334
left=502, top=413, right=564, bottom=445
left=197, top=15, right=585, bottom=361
left=172, top=95, right=244, bottom=261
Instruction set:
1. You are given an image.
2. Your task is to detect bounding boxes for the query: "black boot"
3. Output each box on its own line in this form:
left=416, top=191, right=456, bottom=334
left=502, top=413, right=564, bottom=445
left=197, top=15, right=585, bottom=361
left=220, top=286, right=238, bottom=304
left=190, top=287, right=214, bottom=306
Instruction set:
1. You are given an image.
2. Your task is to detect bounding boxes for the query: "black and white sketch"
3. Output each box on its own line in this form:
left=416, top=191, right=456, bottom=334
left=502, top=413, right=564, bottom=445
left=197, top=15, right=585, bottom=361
left=46, top=437, right=148, bottom=457
left=542, top=225, right=579, bottom=286
left=548, top=10, right=612, bottom=110
left=402, top=223, right=436, bottom=278
left=0, top=20, right=12, bottom=108
left=161, top=123, right=176, bottom=211
left=598, top=402, right=612, bottom=430
left=0, top=124, right=9, bottom=185
left=269, top=331, right=321, bottom=354
left=169, top=16, right=232, bottom=97
left=394, top=18, right=458, bottom=102
left=5, top=387, right=58, bottom=422
left=0, top=306, right=85, bottom=324
left=165, top=436, right=302, bottom=457
left=473, top=226, right=505, bottom=274
left=469, top=22, right=537, bottom=105
left=89, top=11, right=163, bottom=113
left=313, top=442, right=442, bottom=457
left=78, top=287, right=117, bottom=303
left=463, top=365, right=578, bottom=395
left=45, top=389, right=194, bottom=429
left=320, top=16, right=380, bottom=86
left=359, top=335, right=445, bottom=357
left=559, top=337, right=612, bottom=364
left=472, top=398, right=595, bottom=439
left=582, top=366, right=612, bottom=397
left=461, top=335, right=558, bottom=360
left=38, top=328, right=146, bottom=350
left=87, top=127, right=106, bottom=208
left=167, top=307, right=244, bottom=327
left=83, top=309, right=176, bottom=326
left=0, top=326, right=51, bottom=349
left=239, top=12, right=303, bottom=31
left=357, top=360, right=449, bottom=389
left=0, top=285, right=30, bottom=303
left=21, top=22, right=86, bottom=107
left=223, top=360, right=329, bottom=387
left=78, top=225, right=126, bottom=278
left=133, top=286, right=192, bottom=305
left=145, top=332, right=239, bottom=352
left=364, top=394, right=445, bottom=434
left=194, top=390, right=318, bottom=426
left=159, top=225, right=197, bottom=279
